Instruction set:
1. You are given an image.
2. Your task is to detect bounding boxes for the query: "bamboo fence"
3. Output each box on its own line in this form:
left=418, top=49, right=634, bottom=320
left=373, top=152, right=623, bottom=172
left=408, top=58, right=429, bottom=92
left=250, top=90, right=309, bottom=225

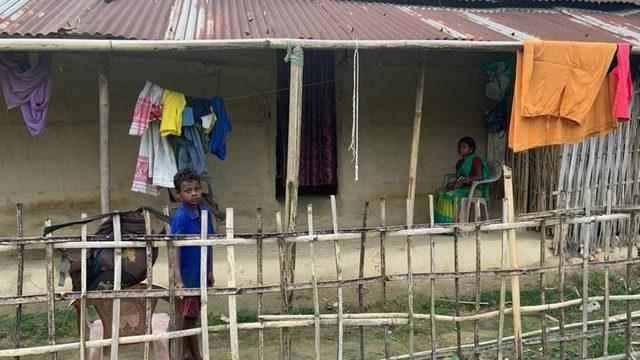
left=511, top=85, right=640, bottom=257
left=0, top=198, right=639, bottom=359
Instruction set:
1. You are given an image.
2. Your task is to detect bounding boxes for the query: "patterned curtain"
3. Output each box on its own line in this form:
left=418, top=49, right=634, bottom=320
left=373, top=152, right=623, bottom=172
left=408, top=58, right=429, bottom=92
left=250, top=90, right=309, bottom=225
left=276, top=50, right=338, bottom=197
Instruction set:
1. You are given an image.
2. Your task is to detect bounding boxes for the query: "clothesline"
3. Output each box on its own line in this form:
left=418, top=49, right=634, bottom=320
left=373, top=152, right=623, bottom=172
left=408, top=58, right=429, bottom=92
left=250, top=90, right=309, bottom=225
left=223, top=79, right=336, bottom=102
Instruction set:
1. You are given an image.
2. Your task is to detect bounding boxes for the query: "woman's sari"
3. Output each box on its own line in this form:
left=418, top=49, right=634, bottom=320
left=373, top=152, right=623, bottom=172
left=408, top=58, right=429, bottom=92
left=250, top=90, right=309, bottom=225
left=435, top=154, right=490, bottom=223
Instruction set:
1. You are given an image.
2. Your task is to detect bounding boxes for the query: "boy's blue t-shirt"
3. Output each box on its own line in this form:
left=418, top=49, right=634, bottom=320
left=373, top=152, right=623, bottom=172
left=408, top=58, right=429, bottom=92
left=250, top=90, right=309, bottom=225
left=170, top=203, right=215, bottom=288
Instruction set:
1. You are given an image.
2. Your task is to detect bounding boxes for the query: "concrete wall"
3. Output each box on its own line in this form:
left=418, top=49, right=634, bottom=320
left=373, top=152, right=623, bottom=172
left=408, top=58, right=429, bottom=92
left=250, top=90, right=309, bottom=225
left=0, top=50, right=495, bottom=234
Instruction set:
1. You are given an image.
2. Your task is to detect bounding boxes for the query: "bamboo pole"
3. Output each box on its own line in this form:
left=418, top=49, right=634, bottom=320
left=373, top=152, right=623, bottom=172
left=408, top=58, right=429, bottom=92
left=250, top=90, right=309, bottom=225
left=6, top=308, right=640, bottom=359
left=110, top=214, right=122, bottom=360
left=538, top=219, right=547, bottom=357
left=283, top=46, right=303, bottom=349
left=256, top=208, right=265, bottom=360
left=603, top=190, right=612, bottom=356
left=559, top=213, right=568, bottom=360
left=164, top=206, right=179, bottom=360
left=45, top=218, right=57, bottom=360
left=497, top=199, right=508, bottom=360
left=227, top=208, right=239, bottom=360
left=429, top=195, right=437, bottom=360
left=358, top=201, right=369, bottom=360
left=503, top=165, right=524, bottom=359
left=406, top=199, right=416, bottom=359
left=454, top=228, right=461, bottom=358
left=143, top=210, right=153, bottom=360
left=200, top=210, right=210, bottom=360
left=380, top=198, right=387, bottom=303
left=581, top=190, right=592, bottom=359
left=407, top=58, right=426, bottom=205
left=80, top=214, right=88, bottom=360
left=307, top=205, right=321, bottom=360
left=276, top=211, right=290, bottom=360
left=625, top=215, right=636, bottom=358
left=14, top=203, right=24, bottom=360
left=330, top=196, right=345, bottom=360
left=98, top=59, right=110, bottom=214
left=380, top=198, right=390, bottom=359
left=0, top=38, right=527, bottom=53
left=474, top=221, right=481, bottom=360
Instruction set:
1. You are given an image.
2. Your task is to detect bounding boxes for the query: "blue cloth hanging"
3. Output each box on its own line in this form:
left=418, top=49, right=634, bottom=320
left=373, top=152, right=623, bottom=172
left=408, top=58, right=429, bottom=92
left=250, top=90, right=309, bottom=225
left=209, top=97, right=232, bottom=160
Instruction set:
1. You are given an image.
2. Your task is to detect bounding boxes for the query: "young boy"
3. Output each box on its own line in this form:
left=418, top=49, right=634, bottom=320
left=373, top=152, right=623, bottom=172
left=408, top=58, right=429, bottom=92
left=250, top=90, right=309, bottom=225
left=171, top=169, right=214, bottom=360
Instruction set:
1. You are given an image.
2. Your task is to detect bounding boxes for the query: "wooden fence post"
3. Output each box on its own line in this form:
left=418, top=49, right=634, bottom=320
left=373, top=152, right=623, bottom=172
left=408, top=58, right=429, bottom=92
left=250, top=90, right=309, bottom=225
left=14, top=204, right=24, bottom=360
left=226, top=208, right=239, bottom=360
left=503, top=165, right=524, bottom=359
left=44, top=218, right=57, bottom=360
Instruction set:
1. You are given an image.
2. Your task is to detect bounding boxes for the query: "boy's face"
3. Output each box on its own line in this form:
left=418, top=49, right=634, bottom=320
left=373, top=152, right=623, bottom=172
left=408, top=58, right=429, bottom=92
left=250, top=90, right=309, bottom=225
left=178, top=180, right=202, bottom=207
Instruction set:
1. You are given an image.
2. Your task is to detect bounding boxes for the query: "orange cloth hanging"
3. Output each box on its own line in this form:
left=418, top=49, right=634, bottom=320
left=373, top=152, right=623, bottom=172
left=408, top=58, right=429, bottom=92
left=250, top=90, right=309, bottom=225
left=509, top=41, right=618, bottom=152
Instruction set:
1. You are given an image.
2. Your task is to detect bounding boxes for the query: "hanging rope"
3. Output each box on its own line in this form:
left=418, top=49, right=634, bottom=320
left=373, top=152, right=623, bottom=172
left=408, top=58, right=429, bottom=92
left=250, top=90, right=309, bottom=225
left=349, top=43, right=360, bottom=182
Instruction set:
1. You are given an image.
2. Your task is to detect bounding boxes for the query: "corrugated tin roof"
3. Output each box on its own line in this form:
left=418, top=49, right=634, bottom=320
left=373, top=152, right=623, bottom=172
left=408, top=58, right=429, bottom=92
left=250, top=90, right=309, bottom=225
left=1, top=0, right=640, bottom=45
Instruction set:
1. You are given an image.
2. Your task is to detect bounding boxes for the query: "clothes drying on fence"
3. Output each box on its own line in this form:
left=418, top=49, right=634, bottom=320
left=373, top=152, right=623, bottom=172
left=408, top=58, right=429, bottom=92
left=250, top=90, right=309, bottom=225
left=0, top=54, right=51, bottom=136
left=509, top=41, right=618, bottom=152
left=610, top=43, right=633, bottom=121
left=129, top=81, right=164, bottom=136
left=159, top=89, right=186, bottom=137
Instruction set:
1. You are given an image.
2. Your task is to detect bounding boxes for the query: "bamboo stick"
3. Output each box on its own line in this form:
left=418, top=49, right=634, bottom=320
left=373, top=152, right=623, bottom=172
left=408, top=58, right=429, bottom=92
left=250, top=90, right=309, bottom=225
left=497, top=199, right=508, bottom=360
left=603, top=190, right=612, bottom=356
left=307, top=204, right=321, bottom=360
left=256, top=208, right=265, bottom=360
left=380, top=198, right=387, bottom=303
left=200, top=210, right=210, bottom=360
left=227, top=208, right=239, bottom=360
left=45, top=218, right=57, bottom=360
left=625, top=215, right=636, bottom=358
left=3, top=254, right=640, bottom=308
left=276, top=211, right=290, bottom=360
left=110, top=214, right=122, bottom=360
left=407, top=59, right=425, bottom=205
left=164, top=206, right=179, bottom=360
left=80, top=214, right=88, bottom=360
left=538, top=219, right=547, bottom=357
left=283, top=45, right=304, bottom=321
left=454, top=227, right=461, bottom=358
left=474, top=212, right=481, bottom=359
left=2, top=211, right=631, bottom=248
left=330, top=196, right=345, bottom=360
left=581, top=190, right=592, bottom=359
left=503, top=166, right=523, bottom=359
left=5, top=308, right=640, bottom=360
left=429, top=195, right=437, bottom=360
left=143, top=209, right=152, bottom=360
left=358, top=201, right=368, bottom=360
left=98, top=59, right=110, bottom=214
left=559, top=214, right=567, bottom=360
left=14, top=204, right=24, bottom=360
left=406, top=199, right=416, bottom=359
left=380, top=198, right=390, bottom=359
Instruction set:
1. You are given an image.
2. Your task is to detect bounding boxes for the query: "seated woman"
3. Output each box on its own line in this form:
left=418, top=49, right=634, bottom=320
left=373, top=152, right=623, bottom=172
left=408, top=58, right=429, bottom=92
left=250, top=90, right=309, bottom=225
left=435, top=137, right=490, bottom=223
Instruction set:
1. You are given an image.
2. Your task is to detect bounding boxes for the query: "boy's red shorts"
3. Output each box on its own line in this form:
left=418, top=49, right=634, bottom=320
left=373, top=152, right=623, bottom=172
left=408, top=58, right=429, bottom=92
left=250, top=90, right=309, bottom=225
left=180, top=297, right=201, bottom=319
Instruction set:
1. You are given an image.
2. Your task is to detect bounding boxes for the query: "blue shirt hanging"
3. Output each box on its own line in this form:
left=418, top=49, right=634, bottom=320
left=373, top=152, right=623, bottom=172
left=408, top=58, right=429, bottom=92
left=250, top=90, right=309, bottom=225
left=209, top=97, right=231, bottom=160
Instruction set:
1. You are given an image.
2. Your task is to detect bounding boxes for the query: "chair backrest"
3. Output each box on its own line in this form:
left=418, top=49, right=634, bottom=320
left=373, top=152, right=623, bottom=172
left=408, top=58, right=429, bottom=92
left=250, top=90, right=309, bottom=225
left=486, top=161, right=503, bottom=183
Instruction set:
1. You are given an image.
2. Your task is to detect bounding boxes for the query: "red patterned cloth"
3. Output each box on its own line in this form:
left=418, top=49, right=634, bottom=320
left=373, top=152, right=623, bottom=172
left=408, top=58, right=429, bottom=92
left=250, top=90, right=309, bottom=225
left=129, top=81, right=164, bottom=136
left=180, top=297, right=201, bottom=319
